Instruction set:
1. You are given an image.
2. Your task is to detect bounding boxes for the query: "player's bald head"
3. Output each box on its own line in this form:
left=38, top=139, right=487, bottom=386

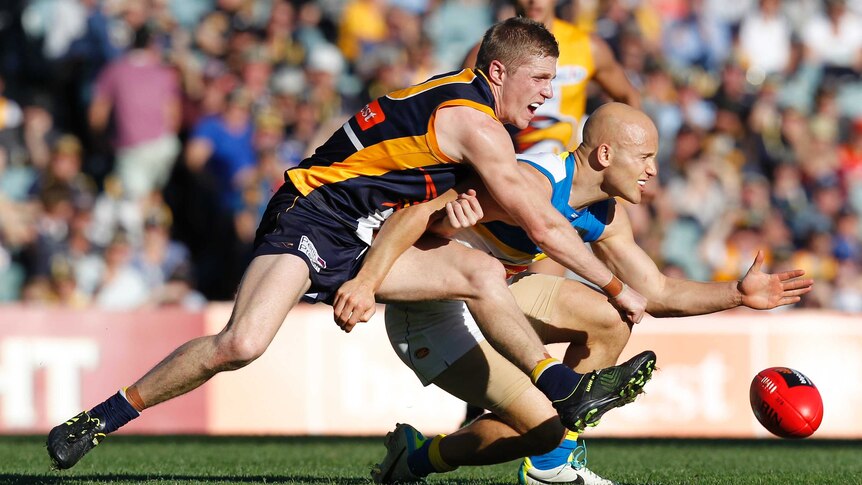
left=581, top=102, right=657, bottom=152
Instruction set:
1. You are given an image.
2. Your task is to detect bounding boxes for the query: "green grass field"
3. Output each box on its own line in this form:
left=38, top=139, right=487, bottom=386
left=3, top=435, right=861, bottom=485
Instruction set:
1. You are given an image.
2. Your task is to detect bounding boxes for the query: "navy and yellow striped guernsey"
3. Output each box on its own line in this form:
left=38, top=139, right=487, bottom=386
left=286, top=68, right=496, bottom=244
left=454, top=151, right=613, bottom=276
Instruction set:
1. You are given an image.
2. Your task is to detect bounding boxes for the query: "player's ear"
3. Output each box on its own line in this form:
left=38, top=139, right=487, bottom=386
left=487, top=60, right=505, bottom=86
left=596, top=143, right=612, bottom=168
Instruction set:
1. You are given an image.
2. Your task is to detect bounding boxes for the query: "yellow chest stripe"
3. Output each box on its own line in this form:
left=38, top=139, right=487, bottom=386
left=288, top=135, right=448, bottom=194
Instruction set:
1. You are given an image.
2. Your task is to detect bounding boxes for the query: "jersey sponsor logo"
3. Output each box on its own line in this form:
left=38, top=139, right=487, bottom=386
left=299, top=235, right=327, bottom=272
left=356, top=99, right=386, bottom=130
left=554, top=65, right=589, bottom=85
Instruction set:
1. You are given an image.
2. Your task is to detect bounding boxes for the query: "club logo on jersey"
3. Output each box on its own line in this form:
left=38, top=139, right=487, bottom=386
left=299, top=235, right=327, bottom=272
left=356, top=99, right=386, bottom=131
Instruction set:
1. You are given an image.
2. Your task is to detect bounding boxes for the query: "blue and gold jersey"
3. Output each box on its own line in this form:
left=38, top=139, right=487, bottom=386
left=286, top=69, right=496, bottom=244
left=454, top=151, right=612, bottom=276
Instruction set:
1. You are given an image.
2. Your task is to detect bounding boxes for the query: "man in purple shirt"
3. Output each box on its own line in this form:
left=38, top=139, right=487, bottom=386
left=89, top=26, right=181, bottom=201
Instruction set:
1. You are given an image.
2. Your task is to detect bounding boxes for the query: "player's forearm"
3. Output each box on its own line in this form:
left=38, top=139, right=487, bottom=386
left=356, top=192, right=457, bottom=289
left=532, top=224, right=616, bottom=290
left=646, top=278, right=743, bottom=317
left=355, top=207, right=433, bottom=290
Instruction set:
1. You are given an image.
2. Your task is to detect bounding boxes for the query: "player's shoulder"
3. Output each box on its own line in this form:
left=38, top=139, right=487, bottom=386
left=516, top=152, right=568, bottom=182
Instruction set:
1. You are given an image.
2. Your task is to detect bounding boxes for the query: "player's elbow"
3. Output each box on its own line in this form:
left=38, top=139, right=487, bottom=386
left=523, top=223, right=555, bottom=252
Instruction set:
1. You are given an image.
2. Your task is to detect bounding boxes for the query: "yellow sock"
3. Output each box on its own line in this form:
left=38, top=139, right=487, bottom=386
left=428, top=435, right=457, bottom=472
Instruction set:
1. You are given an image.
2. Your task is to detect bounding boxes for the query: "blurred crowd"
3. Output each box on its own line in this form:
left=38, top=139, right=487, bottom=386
left=0, top=0, right=860, bottom=311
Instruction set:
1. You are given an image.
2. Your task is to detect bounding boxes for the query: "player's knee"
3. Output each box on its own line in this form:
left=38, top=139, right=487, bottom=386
left=462, top=256, right=507, bottom=296
left=592, top=314, right=632, bottom=354
left=213, top=332, right=267, bottom=370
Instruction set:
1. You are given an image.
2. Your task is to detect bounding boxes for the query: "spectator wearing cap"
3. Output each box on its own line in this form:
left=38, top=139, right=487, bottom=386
left=89, top=25, right=182, bottom=202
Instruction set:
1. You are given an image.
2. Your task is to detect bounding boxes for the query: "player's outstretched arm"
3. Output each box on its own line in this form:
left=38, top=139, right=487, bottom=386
left=592, top=206, right=813, bottom=316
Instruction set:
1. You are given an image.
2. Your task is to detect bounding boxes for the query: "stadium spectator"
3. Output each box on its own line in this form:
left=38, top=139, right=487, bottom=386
left=91, top=230, right=149, bottom=310
left=802, top=0, right=862, bottom=76
left=185, top=87, right=256, bottom=215
left=0, top=0, right=856, bottom=314
left=130, top=198, right=193, bottom=292
left=89, top=25, right=181, bottom=202
left=737, top=0, right=793, bottom=79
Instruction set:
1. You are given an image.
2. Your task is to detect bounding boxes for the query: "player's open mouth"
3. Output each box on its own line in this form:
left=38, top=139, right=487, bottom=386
left=528, top=102, right=540, bottom=113
left=637, top=180, right=646, bottom=186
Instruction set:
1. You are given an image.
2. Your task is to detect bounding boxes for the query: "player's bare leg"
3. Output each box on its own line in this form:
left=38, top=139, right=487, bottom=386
left=432, top=343, right=563, bottom=466
left=47, top=254, right=311, bottom=470
left=132, top=254, right=311, bottom=405
left=534, top=276, right=633, bottom=372
left=377, top=237, right=549, bottom=376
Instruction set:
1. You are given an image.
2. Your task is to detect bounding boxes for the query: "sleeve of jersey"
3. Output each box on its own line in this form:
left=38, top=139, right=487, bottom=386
left=576, top=200, right=612, bottom=242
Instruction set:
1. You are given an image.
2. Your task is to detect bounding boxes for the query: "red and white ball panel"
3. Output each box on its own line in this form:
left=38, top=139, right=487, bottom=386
left=749, top=367, right=824, bottom=439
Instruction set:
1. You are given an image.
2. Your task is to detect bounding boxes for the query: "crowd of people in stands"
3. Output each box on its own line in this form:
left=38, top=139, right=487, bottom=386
left=0, top=0, right=860, bottom=311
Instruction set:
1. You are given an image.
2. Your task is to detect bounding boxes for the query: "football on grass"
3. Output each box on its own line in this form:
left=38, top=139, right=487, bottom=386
left=750, top=367, right=823, bottom=438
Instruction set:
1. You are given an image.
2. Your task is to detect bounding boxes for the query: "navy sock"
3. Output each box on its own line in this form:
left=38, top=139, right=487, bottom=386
left=533, top=360, right=583, bottom=404
left=89, top=391, right=140, bottom=433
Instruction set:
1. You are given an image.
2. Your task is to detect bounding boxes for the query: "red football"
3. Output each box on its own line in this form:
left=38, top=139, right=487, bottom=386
left=750, top=367, right=823, bottom=438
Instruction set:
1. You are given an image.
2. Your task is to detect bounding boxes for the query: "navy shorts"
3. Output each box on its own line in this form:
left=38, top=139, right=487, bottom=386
left=253, top=181, right=369, bottom=304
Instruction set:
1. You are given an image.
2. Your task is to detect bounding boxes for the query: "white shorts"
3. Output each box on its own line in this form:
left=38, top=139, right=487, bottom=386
left=385, top=299, right=484, bottom=386
left=384, top=272, right=562, bottom=386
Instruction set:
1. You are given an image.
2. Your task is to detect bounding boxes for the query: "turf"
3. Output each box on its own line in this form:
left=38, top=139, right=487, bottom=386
left=3, top=435, right=861, bottom=484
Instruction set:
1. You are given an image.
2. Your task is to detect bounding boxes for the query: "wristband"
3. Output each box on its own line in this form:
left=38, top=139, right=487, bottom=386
left=602, top=275, right=624, bottom=298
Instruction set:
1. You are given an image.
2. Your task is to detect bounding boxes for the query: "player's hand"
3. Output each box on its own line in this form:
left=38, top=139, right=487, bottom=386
left=608, top=284, right=647, bottom=325
left=739, top=250, right=814, bottom=309
left=444, top=189, right=483, bottom=229
left=332, top=277, right=377, bottom=332
left=428, top=189, right=483, bottom=237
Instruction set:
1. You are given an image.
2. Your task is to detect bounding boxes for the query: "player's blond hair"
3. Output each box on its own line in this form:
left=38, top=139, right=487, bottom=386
left=475, top=17, right=559, bottom=74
